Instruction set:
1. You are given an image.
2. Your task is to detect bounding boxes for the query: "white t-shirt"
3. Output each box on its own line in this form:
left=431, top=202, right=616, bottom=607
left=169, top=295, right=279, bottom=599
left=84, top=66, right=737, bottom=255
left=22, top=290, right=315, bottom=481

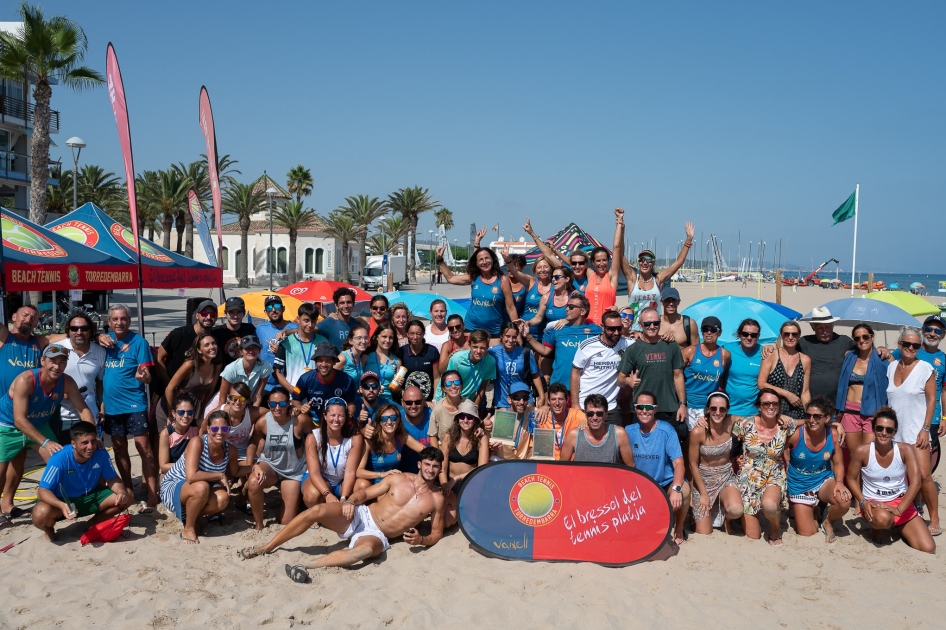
left=57, top=339, right=106, bottom=424
left=425, top=324, right=450, bottom=352
left=887, top=360, right=935, bottom=444
left=221, top=357, right=273, bottom=396
left=572, top=336, right=632, bottom=409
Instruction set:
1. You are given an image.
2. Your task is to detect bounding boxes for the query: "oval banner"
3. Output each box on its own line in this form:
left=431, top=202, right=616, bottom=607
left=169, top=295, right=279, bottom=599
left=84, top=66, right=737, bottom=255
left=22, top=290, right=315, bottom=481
left=457, top=461, right=671, bottom=566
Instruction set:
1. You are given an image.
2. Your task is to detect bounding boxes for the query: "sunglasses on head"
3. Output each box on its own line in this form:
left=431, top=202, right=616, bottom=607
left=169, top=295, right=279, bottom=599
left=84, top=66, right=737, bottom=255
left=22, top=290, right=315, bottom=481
left=923, top=326, right=945, bottom=336
left=585, top=410, right=606, bottom=418
left=900, top=341, right=921, bottom=350
left=379, top=414, right=400, bottom=424
left=175, top=409, right=195, bottom=417
left=268, top=400, right=288, bottom=408
left=325, top=397, right=347, bottom=408
left=69, top=325, right=91, bottom=332
left=641, top=320, right=660, bottom=328
left=443, top=379, right=462, bottom=388
left=701, top=326, right=720, bottom=334
left=634, top=404, right=656, bottom=411
left=740, top=331, right=759, bottom=339
left=227, top=395, right=246, bottom=403
left=362, top=382, right=380, bottom=390
left=874, top=425, right=896, bottom=435
left=209, top=425, right=231, bottom=434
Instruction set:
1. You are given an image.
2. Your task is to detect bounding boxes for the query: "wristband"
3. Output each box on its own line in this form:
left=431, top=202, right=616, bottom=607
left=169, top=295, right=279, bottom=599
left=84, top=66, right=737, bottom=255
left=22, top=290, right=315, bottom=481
left=344, top=500, right=354, bottom=506
left=859, top=498, right=868, bottom=507
left=41, top=439, right=50, bottom=449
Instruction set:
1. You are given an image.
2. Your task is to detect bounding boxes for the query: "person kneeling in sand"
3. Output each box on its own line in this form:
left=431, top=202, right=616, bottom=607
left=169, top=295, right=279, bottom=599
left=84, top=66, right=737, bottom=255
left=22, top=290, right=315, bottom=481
left=239, top=446, right=446, bottom=583
left=33, top=421, right=134, bottom=541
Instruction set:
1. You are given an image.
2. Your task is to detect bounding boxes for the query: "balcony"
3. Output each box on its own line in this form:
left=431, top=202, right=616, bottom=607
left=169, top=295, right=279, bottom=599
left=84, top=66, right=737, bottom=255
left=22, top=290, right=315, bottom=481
left=0, top=150, right=61, bottom=186
left=0, top=95, right=60, bottom=133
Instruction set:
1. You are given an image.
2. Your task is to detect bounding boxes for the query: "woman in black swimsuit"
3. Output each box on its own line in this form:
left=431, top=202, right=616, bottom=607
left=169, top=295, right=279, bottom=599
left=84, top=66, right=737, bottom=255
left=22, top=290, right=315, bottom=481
left=439, top=400, right=490, bottom=526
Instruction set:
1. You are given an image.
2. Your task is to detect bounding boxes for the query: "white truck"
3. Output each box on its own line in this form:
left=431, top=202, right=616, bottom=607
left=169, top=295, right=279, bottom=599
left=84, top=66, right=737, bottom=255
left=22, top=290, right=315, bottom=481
left=362, top=255, right=406, bottom=291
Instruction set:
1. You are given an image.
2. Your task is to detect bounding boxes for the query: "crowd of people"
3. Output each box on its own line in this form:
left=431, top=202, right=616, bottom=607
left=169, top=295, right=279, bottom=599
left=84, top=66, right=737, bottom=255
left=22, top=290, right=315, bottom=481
left=2, top=217, right=944, bottom=581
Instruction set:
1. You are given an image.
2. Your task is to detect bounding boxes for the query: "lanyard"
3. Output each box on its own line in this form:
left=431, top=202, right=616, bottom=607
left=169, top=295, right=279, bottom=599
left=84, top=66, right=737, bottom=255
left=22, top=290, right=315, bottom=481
left=347, top=351, right=363, bottom=381
left=297, top=336, right=315, bottom=370
left=550, top=413, right=565, bottom=448
left=328, top=442, right=342, bottom=473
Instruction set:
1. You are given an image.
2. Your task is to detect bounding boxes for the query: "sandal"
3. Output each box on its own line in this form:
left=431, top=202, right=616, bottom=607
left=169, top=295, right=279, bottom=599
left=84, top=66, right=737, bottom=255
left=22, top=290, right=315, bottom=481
left=930, top=525, right=942, bottom=537
left=285, top=564, right=309, bottom=584
left=238, top=546, right=269, bottom=560
left=137, top=502, right=156, bottom=515
left=0, top=513, right=12, bottom=527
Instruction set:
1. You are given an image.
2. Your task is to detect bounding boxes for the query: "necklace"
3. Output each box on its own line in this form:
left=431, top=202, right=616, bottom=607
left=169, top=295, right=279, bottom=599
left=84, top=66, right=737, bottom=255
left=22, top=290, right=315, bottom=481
left=412, top=476, right=432, bottom=499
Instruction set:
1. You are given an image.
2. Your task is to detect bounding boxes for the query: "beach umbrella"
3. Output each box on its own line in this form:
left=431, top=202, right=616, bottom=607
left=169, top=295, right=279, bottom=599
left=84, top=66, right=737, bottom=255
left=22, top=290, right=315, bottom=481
left=279, top=280, right=372, bottom=304
left=381, top=291, right=468, bottom=319
left=218, top=291, right=305, bottom=321
left=799, top=298, right=916, bottom=331
left=682, top=296, right=789, bottom=345
left=910, top=282, right=926, bottom=290
left=761, top=301, right=802, bottom=320
left=865, top=292, right=939, bottom=317
left=888, top=282, right=901, bottom=290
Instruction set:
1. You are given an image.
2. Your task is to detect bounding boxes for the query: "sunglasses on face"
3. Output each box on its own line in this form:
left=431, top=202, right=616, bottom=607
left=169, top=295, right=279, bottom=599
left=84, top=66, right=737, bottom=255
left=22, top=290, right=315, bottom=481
left=634, top=404, right=656, bottom=411
left=781, top=332, right=799, bottom=339
left=371, top=306, right=387, bottom=312
left=759, top=401, right=780, bottom=408
left=448, top=325, right=463, bottom=332
left=874, top=425, right=896, bottom=435
left=264, top=304, right=284, bottom=312
left=701, top=326, right=720, bottom=334
left=69, top=325, right=90, bottom=332
left=551, top=275, right=565, bottom=281
left=175, top=409, right=195, bottom=417
left=199, top=310, right=216, bottom=318
left=570, top=260, right=587, bottom=266
left=457, top=414, right=477, bottom=422
left=803, top=412, right=825, bottom=420
left=443, top=379, right=462, bottom=388
left=510, top=394, right=530, bottom=402
left=900, top=341, right=921, bottom=350
left=209, top=425, right=231, bottom=434
left=402, top=399, right=423, bottom=406
left=379, top=415, right=400, bottom=424
left=362, top=382, right=380, bottom=390
left=268, top=400, right=288, bottom=408
left=853, top=334, right=872, bottom=342
left=620, top=312, right=635, bottom=320
left=707, top=406, right=728, bottom=413
left=565, top=304, right=582, bottom=310
left=923, top=326, right=945, bottom=336
left=351, top=336, right=369, bottom=343
left=605, top=326, right=623, bottom=332
left=641, top=321, right=660, bottom=328
left=740, top=331, right=759, bottom=339
left=639, top=257, right=655, bottom=264
left=585, top=410, right=606, bottom=418
left=227, top=395, right=246, bottom=403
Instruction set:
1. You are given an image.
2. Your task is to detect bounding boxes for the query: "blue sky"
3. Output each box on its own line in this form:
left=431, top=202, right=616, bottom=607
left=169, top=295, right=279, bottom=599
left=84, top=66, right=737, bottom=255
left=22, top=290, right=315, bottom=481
left=18, top=1, right=945, bottom=273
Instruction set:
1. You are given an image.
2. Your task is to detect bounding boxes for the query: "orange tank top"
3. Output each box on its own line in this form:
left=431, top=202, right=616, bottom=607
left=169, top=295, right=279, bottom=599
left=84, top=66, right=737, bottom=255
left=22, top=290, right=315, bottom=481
left=586, top=272, right=616, bottom=325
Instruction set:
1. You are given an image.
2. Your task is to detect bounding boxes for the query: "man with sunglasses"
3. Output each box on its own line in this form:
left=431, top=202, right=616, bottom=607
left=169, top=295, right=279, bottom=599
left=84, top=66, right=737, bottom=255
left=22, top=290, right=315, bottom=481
left=293, top=342, right=358, bottom=423
left=55, top=312, right=106, bottom=443
left=891, top=315, right=946, bottom=441
left=210, top=296, right=257, bottom=368
left=354, top=372, right=403, bottom=428
left=571, top=310, right=632, bottom=426
left=559, top=394, right=635, bottom=466
left=155, top=299, right=218, bottom=397
left=520, top=294, right=601, bottom=389
left=398, top=386, right=432, bottom=473
left=256, top=295, right=298, bottom=393
left=617, top=307, right=688, bottom=444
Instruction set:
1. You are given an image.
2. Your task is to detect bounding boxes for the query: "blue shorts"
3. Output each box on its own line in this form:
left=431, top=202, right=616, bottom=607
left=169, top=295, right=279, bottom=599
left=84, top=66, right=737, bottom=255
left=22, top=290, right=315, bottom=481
left=301, top=472, right=342, bottom=498
left=104, top=412, right=149, bottom=438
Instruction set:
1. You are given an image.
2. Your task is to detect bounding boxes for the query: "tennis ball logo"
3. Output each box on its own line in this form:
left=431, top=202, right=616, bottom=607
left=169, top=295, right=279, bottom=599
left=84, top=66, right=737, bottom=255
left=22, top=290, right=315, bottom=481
left=510, top=474, right=562, bottom=527
left=2, top=216, right=66, bottom=257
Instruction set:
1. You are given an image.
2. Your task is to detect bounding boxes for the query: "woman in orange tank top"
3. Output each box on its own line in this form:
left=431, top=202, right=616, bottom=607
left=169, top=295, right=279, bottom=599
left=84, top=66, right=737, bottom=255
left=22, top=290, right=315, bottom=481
left=585, top=208, right=625, bottom=324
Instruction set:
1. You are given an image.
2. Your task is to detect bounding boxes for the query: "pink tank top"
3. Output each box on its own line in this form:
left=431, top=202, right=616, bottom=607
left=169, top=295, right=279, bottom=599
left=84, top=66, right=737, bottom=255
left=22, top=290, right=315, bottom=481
left=586, top=272, right=616, bottom=325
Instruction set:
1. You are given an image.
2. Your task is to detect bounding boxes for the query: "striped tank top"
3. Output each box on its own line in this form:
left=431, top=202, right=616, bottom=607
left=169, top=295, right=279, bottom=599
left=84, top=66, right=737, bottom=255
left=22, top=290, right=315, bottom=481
left=160, top=434, right=229, bottom=504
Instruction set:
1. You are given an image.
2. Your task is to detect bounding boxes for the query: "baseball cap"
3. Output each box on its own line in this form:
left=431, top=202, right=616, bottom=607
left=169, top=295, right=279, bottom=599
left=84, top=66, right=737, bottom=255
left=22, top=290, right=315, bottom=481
left=264, top=295, right=283, bottom=307
left=195, top=299, right=218, bottom=315
left=457, top=400, right=479, bottom=418
left=225, top=296, right=246, bottom=311
left=510, top=383, right=531, bottom=396
left=661, top=287, right=681, bottom=302
left=701, top=316, right=722, bottom=330
left=42, top=344, right=70, bottom=359
left=311, top=342, right=339, bottom=360
left=240, top=335, right=262, bottom=349
left=360, top=370, right=381, bottom=384
left=923, top=315, right=945, bottom=329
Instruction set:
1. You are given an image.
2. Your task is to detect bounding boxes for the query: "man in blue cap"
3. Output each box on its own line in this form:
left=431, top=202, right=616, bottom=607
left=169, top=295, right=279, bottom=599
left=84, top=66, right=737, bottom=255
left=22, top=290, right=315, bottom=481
left=659, top=287, right=698, bottom=349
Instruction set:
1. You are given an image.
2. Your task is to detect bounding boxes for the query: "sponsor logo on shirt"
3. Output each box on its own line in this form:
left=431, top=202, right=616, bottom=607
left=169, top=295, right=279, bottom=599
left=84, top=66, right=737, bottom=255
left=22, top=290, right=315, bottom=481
left=644, top=352, right=667, bottom=362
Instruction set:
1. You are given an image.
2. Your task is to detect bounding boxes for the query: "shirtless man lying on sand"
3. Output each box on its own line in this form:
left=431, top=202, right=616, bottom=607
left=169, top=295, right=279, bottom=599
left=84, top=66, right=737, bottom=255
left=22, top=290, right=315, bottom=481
left=239, top=446, right=446, bottom=583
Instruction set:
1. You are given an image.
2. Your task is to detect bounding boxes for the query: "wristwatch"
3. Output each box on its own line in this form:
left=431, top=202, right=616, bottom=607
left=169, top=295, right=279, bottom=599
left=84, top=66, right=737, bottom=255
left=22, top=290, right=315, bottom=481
left=671, top=485, right=683, bottom=493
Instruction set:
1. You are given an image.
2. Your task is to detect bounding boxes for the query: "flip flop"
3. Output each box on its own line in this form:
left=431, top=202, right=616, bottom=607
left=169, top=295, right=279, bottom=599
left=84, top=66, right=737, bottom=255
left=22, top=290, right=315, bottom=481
left=179, top=533, right=199, bottom=545
left=238, top=546, right=269, bottom=560
left=0, top=513, right=12, bottom=527
left=138, top=503, right=156, bottom=515
left=285, top=564, right=309, bottom=584
left=929, top=525, right=942, bottom=537
left=7, top=507, right=25, bottom=519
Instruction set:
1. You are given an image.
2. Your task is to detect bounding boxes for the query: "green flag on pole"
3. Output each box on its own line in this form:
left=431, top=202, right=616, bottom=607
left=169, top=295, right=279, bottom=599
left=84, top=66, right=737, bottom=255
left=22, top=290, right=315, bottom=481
left=832, top=190, right=857, bottom=225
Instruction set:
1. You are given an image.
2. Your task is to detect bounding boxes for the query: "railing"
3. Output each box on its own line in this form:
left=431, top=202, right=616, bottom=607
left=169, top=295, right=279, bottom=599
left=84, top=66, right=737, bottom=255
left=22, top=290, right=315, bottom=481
left=0, top=150, right=61, bottom=185
left=0, top=94, right=60, bottom=132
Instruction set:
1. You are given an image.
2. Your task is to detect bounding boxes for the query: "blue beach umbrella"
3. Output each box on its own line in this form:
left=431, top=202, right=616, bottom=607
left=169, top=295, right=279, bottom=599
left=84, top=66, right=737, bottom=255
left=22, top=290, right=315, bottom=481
left=682, top=296, right=790, bottom=345
left=382, top=291, right=468, bottom=319
left=761, top=301, right=802, bottom=320
left=799, top=298, right=917, bottom=331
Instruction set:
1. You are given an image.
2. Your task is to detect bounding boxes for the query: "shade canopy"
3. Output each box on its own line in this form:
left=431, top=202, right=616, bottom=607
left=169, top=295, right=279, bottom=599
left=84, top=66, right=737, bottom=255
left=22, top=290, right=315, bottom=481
left=799, top=298, right=918, bottom=331
left=217, top=291, right=306, bottom=321
left=865, top=291, right=939, bottom=317
left=523, top=222, right=608, bottom=263
left=681, top=296, right=790, bottom=345
left=46, top=203, right=222, bottom=288
left=279, top=280, right=373, bottom=304
left=2, top=209, right=139, bottom=291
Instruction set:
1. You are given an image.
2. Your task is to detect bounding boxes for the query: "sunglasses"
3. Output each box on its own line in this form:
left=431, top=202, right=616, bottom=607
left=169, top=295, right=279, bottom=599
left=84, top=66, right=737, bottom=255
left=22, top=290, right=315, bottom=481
left=227, top=395, right=246, bottom=403
left=707, top=406, right=728, bottom=413
left=510, top=394, right=530, bottom=402
left=620, top=312, right=635, bottom=320
left=570, top=260, right=587, bottom=266
left=448, top=325, right=464, bottom=332
left=443, top=379, right=462, bottom=388
left=565, top=304, right=582, bottom=310
left=585, top=410, right=606, bottom=417
left=740, top=331, right=760, bottom=339
left=264, top=303, right=284, bottom=311
left=268, top=400, right=289, bottom=408
left=199, top=310, right=217, bottom=318
left=874, top=425, right=896, bottom=435
left=44, top=346, right=70, bottom=357
left=371, top=306, right=387, bottom=312
left=900, top=341, right=921, bottom=350
left=209, top=425, right=231, bottom=434
left=923, top=326, right=945, bottom=336
left=551, top=274, right=565, bottom=281
left=641, top=321, right=660, bottom=328
left=605, top=326, right=623, bottom=332
left=362, top=382, right=380, bottom=390
left=853, top=334, right=872, bottom=342
left=781, top=332, right=799, bottom=339
left=175, top=409, right=195, bottom=417
left=379, top=415, right=400, bottom=424
left=634, top=404, right=656, bottom=411
left=701, top=326, right=720, bottom=334
left=803, top=412, right=825, bottom=420
left=759, top=401, right=780, bottom=408
left=638, top=257, right=655, bottom=263
left=69, top=325, right=91, bottom=332
left=457, top=414, right=477, bottom=421
left=402, top=399, right=423, bottom=406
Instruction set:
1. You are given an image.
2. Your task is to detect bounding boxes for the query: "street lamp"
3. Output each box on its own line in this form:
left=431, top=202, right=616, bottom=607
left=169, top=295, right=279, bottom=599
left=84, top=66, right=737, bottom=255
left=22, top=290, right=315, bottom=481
left=65, top=136, right=85, bottom=211
left=266, top=185, right=278, bottom=291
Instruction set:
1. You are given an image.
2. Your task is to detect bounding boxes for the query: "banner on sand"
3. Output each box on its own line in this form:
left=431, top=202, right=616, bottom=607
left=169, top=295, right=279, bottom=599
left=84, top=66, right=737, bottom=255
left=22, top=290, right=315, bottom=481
left=458, top=461, right=671, bottom=566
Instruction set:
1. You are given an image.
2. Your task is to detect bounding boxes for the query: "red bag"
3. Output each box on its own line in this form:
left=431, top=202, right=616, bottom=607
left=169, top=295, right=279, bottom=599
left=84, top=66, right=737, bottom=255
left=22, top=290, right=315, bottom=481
left=80, top=514, right=130, bottom=545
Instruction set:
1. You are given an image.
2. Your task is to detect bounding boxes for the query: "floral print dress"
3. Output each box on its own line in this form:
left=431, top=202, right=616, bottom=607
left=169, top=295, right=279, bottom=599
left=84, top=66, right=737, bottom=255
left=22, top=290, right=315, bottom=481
left=732, top=416, right=796, bottom=515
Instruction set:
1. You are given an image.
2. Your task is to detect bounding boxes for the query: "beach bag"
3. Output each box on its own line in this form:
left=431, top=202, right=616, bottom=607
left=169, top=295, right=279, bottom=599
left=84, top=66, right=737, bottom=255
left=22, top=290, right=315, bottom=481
left=80, top=513, right=130, bottom=545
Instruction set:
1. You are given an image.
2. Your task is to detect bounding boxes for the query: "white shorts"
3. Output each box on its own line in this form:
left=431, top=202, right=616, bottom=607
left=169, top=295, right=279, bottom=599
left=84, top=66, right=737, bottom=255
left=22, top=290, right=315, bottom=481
left=341, top=504, right=390, bottom=552
left=788, top=478, right=831, bottom=507
left=686, top=407, right=705, bottom=431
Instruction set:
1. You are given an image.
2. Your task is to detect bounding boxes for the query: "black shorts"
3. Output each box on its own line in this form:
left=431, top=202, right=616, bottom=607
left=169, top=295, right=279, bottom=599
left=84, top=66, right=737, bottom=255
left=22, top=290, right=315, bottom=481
left=606, top=407, right=624, bottom=426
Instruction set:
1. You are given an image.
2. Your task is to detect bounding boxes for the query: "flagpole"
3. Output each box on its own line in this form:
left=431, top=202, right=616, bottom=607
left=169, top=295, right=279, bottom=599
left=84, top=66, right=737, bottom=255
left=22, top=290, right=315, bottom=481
left=850, top=183, right=859, bottom=297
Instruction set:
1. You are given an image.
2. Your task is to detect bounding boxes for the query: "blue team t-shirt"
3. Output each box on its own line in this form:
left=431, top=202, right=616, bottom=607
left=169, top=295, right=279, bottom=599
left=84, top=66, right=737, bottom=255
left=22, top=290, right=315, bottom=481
left=256, top=320, right=298, bottom=390
left=40, top=445, right=117, bottom=499
left=489, top=344, right=540, bottom=408
left=725, top=343, right=763, bottom=417
left=400, top=407, right=432, bottom=473
left=626, top=421, right=682, bottom=487
left=103, top=331, right=152, bottom=414
left=542, top=323, right=601, bottom=387
left=893, top=347, right=946, bottom=424
left=467, top=277, right=506, bottom=334
left=293, top=370, right=358, bottom=422
left=316, top=317, right=352, bottom=351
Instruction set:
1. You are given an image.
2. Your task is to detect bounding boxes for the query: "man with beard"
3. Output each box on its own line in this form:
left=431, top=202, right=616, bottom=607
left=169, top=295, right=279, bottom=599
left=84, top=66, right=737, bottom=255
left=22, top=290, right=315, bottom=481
left=155, top=299, right=218, bottom=393
left=0, top=305, right=50, bottom=396
left=210, top=296, right=257, bottom=368
left=572, top=310, right=632, bottom=425
left=55, top=312, right=106, bottom=444
left=239, top=447, right=446, bottom=583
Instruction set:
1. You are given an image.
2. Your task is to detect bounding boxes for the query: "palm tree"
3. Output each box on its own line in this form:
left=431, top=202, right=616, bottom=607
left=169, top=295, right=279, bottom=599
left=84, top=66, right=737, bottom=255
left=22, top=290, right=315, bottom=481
left=75, top=164, right=123, bottom=213
left=434, top=207, right=454, bottom=233
left=138, top=169, right=188, bottom=250
left=45, top=178, right=69, bottom=214
left=273, top=200, right=317, bottom=284
left=286, top=165, right=313, bottom=205
left=0, top=2, right=104, bottom=227
left=367, top=233, right=402, bottom=256
left=372, top=215, right=408, bottom=255
left=337, top=195, right=386, bottom=280
left=223, top=183, right=265, bottom=287
left=198, top=153, right=240, bottom=228
left=319, top=210, right=359, bottom=283
left=387, top=186, right=440, bottom=282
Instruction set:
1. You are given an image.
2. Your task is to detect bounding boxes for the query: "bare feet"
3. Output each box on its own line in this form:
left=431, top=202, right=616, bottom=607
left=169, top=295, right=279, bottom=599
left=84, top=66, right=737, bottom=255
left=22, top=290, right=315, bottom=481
left=766, top=533, right=783, bottom=546
left=180, top=530, right=199, bottom=545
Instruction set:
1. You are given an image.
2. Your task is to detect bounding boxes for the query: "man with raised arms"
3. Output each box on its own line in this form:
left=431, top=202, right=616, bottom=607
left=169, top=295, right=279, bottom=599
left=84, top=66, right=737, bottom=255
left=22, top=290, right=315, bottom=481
left=239, top=446, right=446, bottom=583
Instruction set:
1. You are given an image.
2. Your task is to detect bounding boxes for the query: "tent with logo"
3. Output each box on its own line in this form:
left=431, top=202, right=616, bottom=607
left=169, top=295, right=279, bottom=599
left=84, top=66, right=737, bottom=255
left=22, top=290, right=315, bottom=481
left=523, top=222, right=609, bottom=263
left=46, top=203, right=222, bottom=288
left=1, top=209, right=139, bottom=291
